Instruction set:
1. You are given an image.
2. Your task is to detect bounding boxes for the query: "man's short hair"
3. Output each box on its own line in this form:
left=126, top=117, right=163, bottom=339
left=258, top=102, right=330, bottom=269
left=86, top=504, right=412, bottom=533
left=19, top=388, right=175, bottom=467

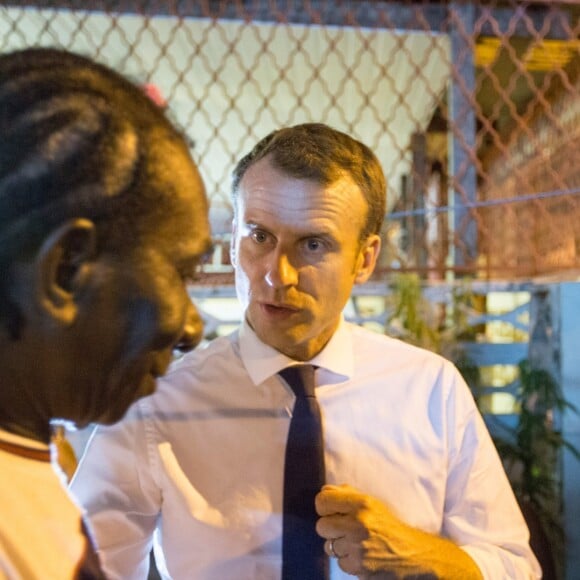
left=231, top=123, right=386, bottom=239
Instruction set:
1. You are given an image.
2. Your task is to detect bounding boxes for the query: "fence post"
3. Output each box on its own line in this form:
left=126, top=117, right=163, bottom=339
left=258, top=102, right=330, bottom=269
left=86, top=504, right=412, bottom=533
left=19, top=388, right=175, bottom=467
left=448, top=2, right=477, bottom=271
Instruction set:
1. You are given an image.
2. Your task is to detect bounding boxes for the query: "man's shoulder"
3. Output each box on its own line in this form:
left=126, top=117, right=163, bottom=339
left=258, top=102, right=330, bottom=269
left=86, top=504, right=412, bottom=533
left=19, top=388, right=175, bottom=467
left=346, top=322, right=454, bottom=372
left=348, top=322, right=442, bottom=355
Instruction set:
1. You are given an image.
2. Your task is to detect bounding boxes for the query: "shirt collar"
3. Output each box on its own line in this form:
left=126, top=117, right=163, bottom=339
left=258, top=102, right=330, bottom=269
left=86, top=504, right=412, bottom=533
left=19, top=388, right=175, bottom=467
left=239, top=316, right=354, bottom=386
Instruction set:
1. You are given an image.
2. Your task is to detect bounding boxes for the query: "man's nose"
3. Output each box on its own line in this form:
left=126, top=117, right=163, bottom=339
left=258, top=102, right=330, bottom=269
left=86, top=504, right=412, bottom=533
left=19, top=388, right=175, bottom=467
left=265, top=251, right=298, bottom=288
left=174, top=302, right=204, bottom=353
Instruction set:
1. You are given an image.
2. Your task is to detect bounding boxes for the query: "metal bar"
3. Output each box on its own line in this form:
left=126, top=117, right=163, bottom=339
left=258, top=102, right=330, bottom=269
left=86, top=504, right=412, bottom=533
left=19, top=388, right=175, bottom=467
left=448, top=2, right=477, bottom=269
left=1, top=1, right=446, bottom=30
left=458, top=342, right=528, bottom=366
left=3, top=1, right=573, bottom=40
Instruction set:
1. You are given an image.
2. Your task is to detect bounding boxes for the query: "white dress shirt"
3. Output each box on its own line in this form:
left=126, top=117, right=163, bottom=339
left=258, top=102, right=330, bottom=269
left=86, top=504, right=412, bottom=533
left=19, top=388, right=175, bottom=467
left=72, top=319, right=540, bottom=579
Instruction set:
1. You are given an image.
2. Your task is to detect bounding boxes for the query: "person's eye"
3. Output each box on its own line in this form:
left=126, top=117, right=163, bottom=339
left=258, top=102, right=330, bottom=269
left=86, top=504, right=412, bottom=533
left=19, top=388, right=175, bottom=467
left=251, top=230, right=269, bottom=244
left=305, top=238, right=324, bottom=252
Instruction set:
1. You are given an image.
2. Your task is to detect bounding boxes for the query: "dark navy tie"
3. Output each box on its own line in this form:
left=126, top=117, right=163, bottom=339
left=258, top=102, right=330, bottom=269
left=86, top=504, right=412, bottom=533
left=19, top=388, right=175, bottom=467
left=279, top=365, right=328, bottom=580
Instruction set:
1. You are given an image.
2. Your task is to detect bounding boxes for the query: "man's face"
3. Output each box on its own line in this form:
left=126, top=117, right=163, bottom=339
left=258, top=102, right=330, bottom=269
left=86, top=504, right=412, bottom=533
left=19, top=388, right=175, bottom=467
left=232, top=156, right=380, bottom=361
left=66, top=140, right=211, bottom=425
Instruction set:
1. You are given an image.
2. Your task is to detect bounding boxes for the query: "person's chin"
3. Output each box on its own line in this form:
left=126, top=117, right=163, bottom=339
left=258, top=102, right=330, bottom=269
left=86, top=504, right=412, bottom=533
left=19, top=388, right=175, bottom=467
left=96, top=396, right=139, bottom=425
left=127, top=372, right=159, bottom=407
left=95, top=374, right=158, bottom=426
left=139, top=372, right=159, bottom=398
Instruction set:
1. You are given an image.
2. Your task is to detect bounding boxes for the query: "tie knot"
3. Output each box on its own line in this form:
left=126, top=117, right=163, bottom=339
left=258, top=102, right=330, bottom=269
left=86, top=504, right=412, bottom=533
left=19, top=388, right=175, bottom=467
left=279, top=365, right=316, bottom=398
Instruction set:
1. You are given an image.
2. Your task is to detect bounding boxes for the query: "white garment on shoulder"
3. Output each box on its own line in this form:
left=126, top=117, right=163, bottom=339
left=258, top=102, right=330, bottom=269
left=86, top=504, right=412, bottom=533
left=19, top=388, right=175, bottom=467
left=0, top=430, right=88, bottom=580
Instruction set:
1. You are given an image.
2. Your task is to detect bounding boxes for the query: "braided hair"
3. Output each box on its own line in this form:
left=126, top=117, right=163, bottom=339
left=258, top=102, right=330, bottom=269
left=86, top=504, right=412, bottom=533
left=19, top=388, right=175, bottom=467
left=0, top=48, right=189, bottom=329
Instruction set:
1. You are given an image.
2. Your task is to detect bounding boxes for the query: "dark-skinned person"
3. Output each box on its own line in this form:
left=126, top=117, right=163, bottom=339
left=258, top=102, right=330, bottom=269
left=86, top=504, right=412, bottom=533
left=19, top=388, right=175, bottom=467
left=72, top=123, right=540, bottom=579
left=0, top=48, right=211, bottom=579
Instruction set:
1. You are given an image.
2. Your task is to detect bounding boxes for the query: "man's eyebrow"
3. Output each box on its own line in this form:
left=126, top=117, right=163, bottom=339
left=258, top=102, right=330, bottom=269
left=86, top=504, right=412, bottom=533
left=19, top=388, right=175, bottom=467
left=240, top=221, right=270, bottom=234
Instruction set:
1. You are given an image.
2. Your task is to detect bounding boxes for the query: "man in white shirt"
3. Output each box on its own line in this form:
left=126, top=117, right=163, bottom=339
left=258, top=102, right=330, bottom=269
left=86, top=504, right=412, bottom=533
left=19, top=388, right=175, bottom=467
left=72, top=123, right=541, bottom=579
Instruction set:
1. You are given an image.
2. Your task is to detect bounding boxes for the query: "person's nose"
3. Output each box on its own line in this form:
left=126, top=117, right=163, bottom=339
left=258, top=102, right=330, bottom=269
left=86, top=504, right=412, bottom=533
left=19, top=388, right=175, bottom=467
left=265, top=250, right=298, bottom=288
left=174, top=301, right=204, bottom=353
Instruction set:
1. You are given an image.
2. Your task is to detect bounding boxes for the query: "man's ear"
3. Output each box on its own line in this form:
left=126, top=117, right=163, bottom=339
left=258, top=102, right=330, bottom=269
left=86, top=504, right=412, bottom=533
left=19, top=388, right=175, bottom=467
left=35, top=218, right=97, bottom=326
left=354, top=234, right=381, bottom=284
left=230, top=220, right=237, bottom=266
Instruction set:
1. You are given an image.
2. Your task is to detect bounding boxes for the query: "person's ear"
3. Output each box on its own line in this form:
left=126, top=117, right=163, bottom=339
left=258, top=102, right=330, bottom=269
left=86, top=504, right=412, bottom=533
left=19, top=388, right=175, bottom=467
left=35, top=218, right=97, bottom=326
left=354, top=234, right=381, bottom=284
left=230, top=220, right=237, bottom=266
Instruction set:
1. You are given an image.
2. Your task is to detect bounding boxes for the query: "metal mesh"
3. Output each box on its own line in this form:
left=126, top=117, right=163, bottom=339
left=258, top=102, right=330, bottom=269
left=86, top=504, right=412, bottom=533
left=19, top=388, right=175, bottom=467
left=1, top=0, right=578, bottom=282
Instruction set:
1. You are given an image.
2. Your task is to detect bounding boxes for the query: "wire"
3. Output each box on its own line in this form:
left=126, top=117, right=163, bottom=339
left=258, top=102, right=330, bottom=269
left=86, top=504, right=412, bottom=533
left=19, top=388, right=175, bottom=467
left=388, top=187, right=580, bottom=220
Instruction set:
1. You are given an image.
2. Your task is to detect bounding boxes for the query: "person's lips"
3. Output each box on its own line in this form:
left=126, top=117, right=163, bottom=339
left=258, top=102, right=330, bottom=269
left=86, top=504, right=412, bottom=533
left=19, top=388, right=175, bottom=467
left=260, top=302, right=300, bottom=318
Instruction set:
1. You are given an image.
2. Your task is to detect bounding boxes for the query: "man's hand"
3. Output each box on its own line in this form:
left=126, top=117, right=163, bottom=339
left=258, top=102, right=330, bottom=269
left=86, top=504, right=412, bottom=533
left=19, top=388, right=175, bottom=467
left=315, top=484, right=483, bottom=580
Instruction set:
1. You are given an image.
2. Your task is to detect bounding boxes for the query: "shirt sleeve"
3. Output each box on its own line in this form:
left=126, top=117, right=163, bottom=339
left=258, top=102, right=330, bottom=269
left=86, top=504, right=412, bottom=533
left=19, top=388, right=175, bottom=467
left=442, top=363, right=542, bottom=579
left=70, top=399, right=161, bottom=580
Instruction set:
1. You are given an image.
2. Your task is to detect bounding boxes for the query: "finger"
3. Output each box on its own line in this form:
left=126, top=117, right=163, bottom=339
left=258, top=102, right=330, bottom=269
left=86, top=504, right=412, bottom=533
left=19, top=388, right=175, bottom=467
left=316, top=512, right=354, bottom=539
left=315, top=483, right=363, bottom=516
left=324, top=536, right=347, bottom=559
left=335, top=548, right=363, bottom=576
left=324, top=538, right=337, bottom=558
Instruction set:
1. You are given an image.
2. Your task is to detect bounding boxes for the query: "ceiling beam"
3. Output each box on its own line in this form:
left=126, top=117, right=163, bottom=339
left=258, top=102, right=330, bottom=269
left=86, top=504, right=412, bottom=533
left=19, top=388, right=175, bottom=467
left=2, top=1, right=575, bottom=39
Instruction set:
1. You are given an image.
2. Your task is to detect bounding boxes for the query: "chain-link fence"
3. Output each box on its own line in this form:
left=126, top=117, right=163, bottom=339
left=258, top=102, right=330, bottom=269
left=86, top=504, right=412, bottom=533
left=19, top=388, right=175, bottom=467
left=2, top=0, right=579, bottom=282
left=7, top=6, right=577, bottom=574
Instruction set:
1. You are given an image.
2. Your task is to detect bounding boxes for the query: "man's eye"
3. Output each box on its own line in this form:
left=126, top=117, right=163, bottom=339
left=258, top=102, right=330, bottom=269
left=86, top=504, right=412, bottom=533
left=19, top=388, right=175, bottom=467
left=252, top=231, right=268, bottom=243
left=306, top=238, right=322, bottom=251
